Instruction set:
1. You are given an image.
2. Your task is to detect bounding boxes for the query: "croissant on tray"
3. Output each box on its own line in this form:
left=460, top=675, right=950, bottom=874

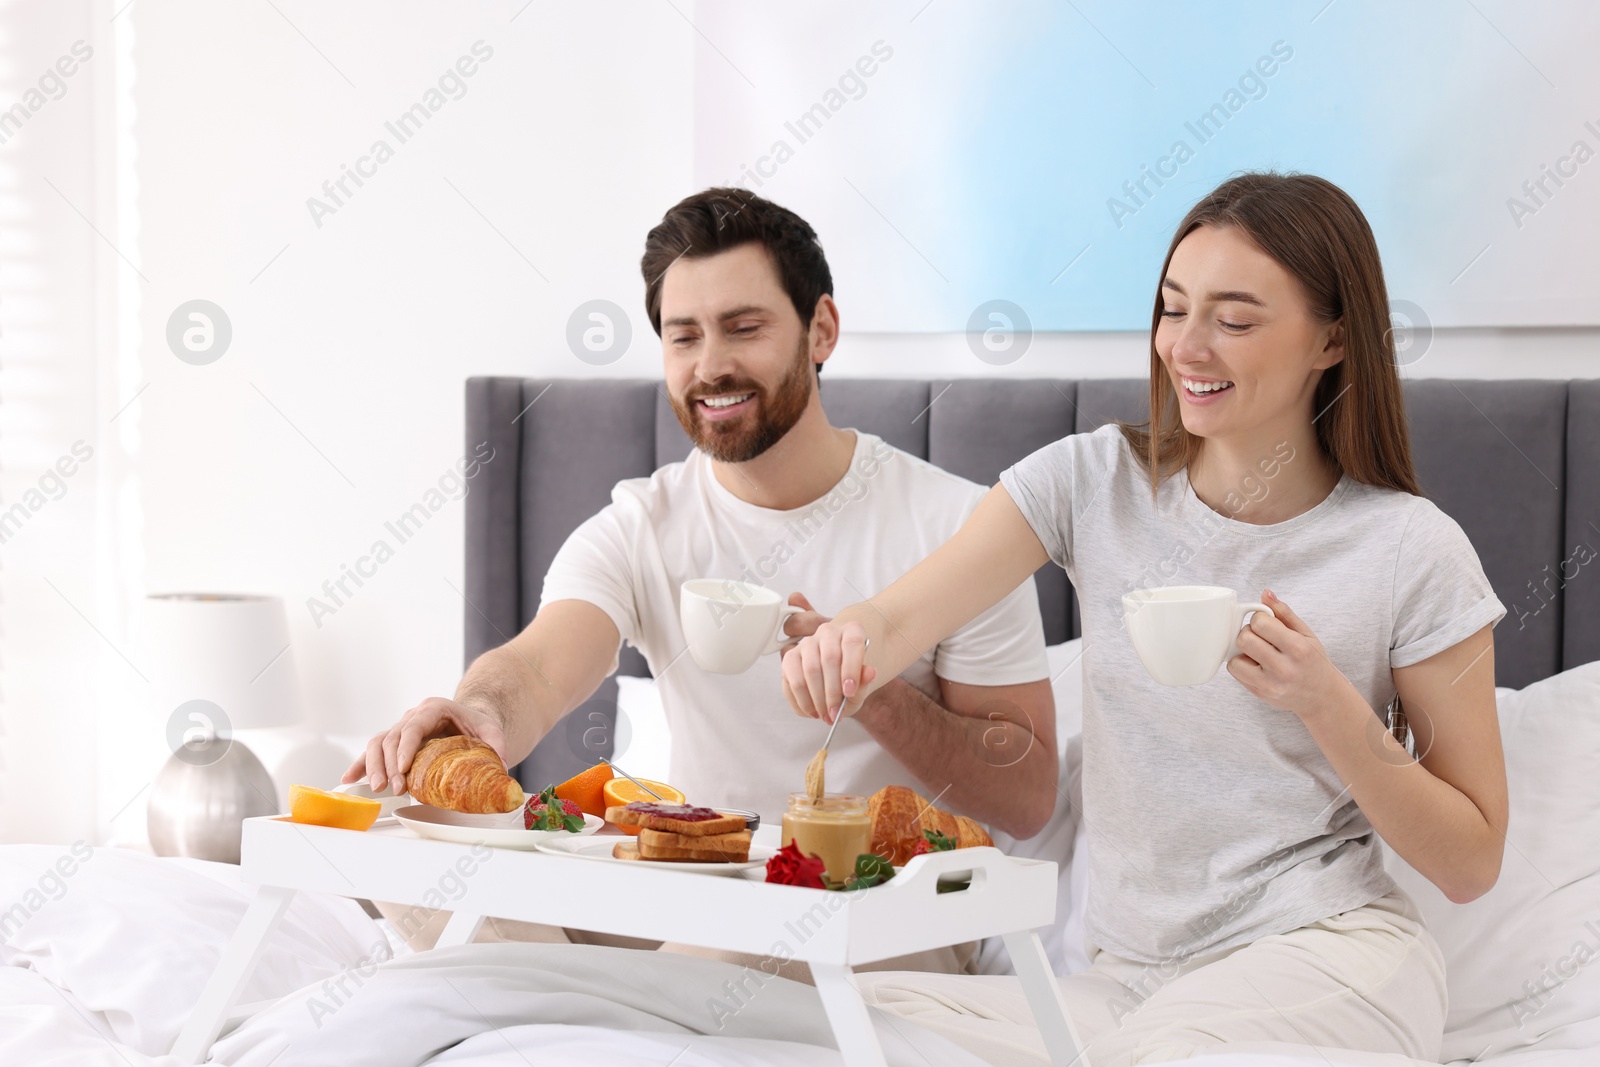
left=867, top=785, right=993, bottom=866
left=406, top=736, right=524, bottom=814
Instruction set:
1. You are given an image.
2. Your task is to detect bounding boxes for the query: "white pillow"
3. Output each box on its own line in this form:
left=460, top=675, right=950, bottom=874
left=0, top=846, right=389, bottom=1056
left=1061, top=738, right=1091, bottom=976
left=978, top=639, right=1090, bottom=976
left=1381, top=660, right=1600, bottom=1059
left=1046, top=637, right=1086, bottom=743
left=614, top=673, right=672, bottom=783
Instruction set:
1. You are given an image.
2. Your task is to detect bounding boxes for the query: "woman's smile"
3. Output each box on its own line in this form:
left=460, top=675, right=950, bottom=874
left=1179, top=374, right=1236, bottom=403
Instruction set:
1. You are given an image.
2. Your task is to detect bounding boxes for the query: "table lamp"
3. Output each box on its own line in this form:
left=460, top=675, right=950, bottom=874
left=144, top=593, right=303, bottom=863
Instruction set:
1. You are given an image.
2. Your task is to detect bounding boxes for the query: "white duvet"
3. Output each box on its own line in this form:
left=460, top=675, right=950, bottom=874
left=0, top=845, right=1593, bottom=1067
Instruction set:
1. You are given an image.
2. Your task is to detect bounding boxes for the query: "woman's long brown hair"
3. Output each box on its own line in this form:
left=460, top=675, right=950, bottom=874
left=1118, top=172, right=1421, bottom=499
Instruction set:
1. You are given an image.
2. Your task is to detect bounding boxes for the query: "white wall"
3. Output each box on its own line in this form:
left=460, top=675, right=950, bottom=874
left=1, top=1, right=1593, bottom=845
left=113, top=0, right=699, bottom=840
left=0, top=0, right=114, bottom=846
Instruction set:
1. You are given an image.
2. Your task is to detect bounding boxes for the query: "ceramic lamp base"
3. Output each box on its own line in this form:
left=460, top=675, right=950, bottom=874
left=147, top=739, right=281, bottom=864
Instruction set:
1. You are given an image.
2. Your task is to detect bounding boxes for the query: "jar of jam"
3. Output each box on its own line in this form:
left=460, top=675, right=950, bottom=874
left=781, top=792, right=871, bottom=883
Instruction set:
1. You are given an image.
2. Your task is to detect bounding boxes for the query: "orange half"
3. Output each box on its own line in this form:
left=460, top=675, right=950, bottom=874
left=289, top=784, right=381, bottom=831
left=601, top=777, right=686, bottom=835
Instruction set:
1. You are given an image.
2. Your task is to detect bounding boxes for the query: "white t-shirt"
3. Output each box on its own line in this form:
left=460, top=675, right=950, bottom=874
left=999, top=424, right=1508, bottom=963
left=540, top=430, right=1050, bottom=822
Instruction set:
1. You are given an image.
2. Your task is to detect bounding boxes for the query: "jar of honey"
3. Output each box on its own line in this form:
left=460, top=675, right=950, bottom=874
left=781, top=792, right=871, bottom=883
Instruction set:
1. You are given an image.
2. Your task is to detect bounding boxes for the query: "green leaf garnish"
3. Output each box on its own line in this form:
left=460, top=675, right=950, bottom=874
left=827, top=853, right=897, bottom=891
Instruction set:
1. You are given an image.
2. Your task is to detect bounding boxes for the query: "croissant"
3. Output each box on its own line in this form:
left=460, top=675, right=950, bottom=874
left=406, top=736, right=524, bottom=814
left=868, top=785, right=993, bottom=866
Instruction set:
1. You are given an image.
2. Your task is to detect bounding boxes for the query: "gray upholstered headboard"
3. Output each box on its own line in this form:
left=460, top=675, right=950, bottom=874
left=465, top=377, right=1600, bottom=790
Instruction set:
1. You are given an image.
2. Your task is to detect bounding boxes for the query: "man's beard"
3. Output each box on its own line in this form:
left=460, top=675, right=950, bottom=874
left=670, top=340, right=813, bottom=463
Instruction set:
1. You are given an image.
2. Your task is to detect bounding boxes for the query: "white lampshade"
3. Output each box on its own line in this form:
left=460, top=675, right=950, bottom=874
left=145, top=593, right=303, bottom=731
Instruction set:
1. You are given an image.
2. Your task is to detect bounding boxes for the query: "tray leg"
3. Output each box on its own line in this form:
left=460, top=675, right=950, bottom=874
left=812, top=962, right=889, bottom=1067
left=171, top=884, right=297, bottom=1064
left=434, top=910, right=485, bottom=949
left=1003, top=929, right=1090, bottom=1067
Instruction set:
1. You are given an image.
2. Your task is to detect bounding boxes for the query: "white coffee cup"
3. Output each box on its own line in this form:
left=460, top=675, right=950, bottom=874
left=1121, top=585, right=1275, bottom=687
left=680, top=579, right=804, bottom=674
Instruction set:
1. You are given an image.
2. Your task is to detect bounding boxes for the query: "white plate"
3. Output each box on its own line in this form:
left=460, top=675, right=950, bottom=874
left=535, top=833, right=773, bottom=875
left=394, top=805, right=602, bottom=850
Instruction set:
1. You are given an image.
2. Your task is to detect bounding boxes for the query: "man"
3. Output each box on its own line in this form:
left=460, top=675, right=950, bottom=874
left=346, top=187, right=1056, bottom=972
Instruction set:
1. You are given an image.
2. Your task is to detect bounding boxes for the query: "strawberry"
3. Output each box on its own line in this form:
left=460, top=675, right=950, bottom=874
left=522, top=793, right=585, bottom=832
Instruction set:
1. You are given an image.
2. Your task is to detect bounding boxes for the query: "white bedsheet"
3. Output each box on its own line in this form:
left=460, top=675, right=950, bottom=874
left=0, top=844, right=389, bottom=1057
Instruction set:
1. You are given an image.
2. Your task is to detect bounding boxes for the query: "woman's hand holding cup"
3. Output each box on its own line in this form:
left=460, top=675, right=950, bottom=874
left=1228, top=590, right=1357, bottom=722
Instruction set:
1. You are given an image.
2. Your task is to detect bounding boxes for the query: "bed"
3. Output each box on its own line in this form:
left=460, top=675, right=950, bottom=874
left=2, top=375, right=1596, bottom=1067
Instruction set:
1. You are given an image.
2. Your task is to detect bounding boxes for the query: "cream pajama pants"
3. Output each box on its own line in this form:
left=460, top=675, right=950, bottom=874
left=855, top=887, right=1447, bottom=1067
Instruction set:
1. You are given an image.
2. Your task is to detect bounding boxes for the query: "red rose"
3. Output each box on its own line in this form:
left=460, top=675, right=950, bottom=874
left=765, top=841, right=826, bottom=888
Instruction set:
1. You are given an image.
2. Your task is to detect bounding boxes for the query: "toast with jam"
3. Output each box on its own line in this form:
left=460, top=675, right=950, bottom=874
left=605, top=801, right=747, bottom=837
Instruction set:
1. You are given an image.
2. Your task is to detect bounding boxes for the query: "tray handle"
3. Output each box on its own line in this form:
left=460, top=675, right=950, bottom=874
left=891, top=845, right=1021, bottom=898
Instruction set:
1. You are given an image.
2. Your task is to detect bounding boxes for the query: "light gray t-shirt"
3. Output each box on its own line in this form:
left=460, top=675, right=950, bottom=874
left=999, top=424, right=1507, bottom=964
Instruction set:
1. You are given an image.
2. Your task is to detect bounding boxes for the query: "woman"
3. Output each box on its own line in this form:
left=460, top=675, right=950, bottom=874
left=781, top=173, right=1508, bottom=1066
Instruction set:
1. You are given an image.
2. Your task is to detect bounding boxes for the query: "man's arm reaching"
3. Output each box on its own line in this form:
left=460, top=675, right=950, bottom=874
left=343, top=599, right=622, bottom=795
left=852, top=675, right=1057, bottom=840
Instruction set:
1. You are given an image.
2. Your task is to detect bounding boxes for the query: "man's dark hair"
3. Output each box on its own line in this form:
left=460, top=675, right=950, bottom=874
left=640, top=188, right=834, bottom=369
